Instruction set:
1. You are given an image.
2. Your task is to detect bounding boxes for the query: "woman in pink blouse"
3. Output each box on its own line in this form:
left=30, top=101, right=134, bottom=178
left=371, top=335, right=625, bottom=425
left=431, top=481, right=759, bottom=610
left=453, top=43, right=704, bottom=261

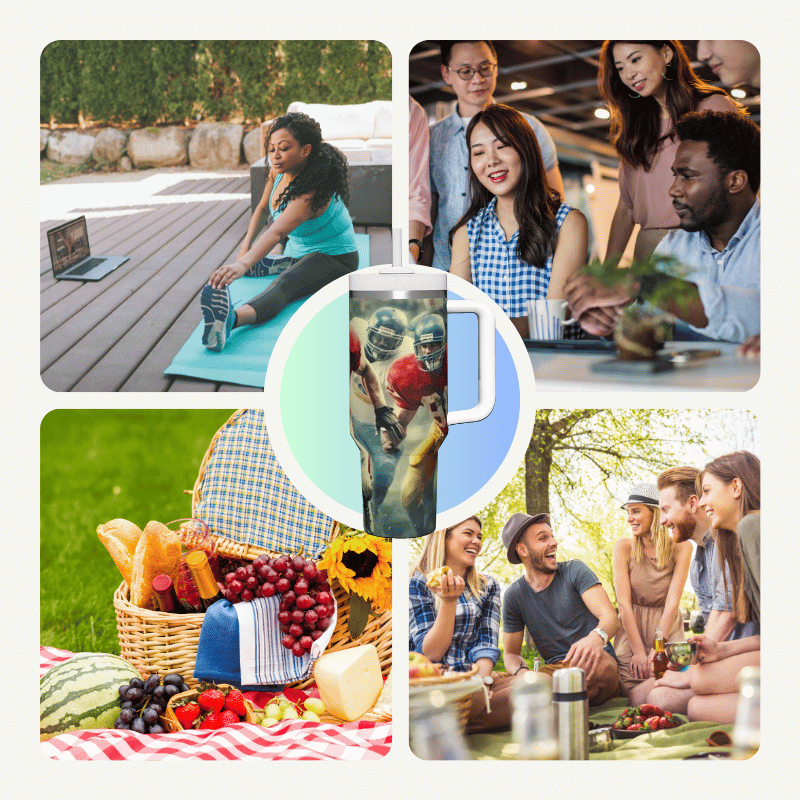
left=598, top=40, right=741, bottom=262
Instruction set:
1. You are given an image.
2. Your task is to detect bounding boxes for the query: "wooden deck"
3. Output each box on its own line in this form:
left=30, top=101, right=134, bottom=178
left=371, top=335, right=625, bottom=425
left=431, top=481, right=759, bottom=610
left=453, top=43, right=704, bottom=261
left=40, top=170, right=391, bottom=392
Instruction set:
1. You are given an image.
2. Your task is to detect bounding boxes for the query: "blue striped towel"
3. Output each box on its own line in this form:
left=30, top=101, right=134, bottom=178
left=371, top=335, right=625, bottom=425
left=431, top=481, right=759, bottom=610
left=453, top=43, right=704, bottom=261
left=194, top=595, right=337, bottom=690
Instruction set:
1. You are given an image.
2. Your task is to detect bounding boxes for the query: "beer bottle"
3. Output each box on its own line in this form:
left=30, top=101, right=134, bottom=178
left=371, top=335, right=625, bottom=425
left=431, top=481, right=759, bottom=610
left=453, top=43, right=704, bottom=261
left=652, top=628, right=669, bottom=679
left=185, top=550, right=223, bottom=611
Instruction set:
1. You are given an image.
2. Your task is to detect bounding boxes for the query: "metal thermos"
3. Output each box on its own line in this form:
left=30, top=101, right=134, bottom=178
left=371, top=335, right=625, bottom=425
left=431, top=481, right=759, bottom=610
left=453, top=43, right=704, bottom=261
left=511, top=671, right=557, bottom=759
left=552, top=667, right=589, bottom=760
left=410, top=701, right=471, bottom=760
left=731, top=666, right=760, bottom=759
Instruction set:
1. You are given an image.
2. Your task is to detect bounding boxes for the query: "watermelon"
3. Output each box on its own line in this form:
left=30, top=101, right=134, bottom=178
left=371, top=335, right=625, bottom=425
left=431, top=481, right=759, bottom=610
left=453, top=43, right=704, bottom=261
left=40, top=652, right=142, bottom=740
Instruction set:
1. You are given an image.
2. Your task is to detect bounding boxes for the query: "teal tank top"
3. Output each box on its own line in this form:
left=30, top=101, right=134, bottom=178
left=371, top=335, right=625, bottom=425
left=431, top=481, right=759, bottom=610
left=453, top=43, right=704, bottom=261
left=270, top=173, right=357, bottom=258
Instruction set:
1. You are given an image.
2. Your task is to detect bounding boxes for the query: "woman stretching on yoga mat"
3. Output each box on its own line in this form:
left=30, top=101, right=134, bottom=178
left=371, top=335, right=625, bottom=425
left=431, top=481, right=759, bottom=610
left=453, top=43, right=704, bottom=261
left=200, top=112, right=358, bottom=351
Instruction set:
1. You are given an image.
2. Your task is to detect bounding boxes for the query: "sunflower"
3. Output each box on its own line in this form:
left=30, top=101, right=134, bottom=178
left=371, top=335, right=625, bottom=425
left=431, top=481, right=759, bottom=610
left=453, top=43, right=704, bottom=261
left=318, top=531, right=392, bottom=611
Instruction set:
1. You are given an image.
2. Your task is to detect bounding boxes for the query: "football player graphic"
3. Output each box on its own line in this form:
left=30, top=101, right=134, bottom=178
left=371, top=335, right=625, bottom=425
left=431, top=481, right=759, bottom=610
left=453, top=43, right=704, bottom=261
left=386, top=312, right=448, bottom=537
left=349, top=308, right=409, bottom=530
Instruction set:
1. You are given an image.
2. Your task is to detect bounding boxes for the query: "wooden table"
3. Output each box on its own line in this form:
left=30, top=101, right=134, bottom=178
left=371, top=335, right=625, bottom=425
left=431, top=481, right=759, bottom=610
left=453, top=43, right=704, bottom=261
left=528, top=341, right=759, bottom=392
left=40, top=168, right=390, bottom=392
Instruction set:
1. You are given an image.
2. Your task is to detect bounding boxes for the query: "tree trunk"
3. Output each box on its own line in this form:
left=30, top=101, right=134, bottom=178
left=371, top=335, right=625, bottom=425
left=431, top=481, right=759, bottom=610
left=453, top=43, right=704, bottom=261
left=525, top=419, right=552, bottom=515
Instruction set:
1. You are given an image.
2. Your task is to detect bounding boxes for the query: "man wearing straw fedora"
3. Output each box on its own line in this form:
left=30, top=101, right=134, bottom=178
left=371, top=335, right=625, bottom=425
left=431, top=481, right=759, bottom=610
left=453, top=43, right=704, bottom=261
left=501, top=512, right=621, bottom=706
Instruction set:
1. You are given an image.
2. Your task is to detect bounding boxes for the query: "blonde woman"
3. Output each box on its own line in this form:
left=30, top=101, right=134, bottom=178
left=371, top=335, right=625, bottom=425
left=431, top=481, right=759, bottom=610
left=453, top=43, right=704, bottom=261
left=409, top=517, right=515, bottom=732
left=613, top=483, right=692, bottom=705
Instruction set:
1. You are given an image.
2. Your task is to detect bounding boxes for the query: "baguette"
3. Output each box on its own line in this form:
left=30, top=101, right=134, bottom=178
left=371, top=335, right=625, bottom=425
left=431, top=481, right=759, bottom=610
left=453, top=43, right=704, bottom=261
left=130, top=521, right=182, bottom=609
left=96, top=519, right=143, bottom=586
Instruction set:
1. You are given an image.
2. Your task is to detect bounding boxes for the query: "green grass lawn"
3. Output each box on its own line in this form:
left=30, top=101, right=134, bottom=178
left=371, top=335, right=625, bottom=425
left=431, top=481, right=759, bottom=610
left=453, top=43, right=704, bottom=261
left=40, top=409, right=235, bottom=655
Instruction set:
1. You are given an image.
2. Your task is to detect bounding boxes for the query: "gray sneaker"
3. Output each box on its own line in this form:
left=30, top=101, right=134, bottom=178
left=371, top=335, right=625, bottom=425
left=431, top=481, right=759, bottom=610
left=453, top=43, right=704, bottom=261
left=200, top=284, right=234, bottom=352
left=248, top=255, right=296, bottom=277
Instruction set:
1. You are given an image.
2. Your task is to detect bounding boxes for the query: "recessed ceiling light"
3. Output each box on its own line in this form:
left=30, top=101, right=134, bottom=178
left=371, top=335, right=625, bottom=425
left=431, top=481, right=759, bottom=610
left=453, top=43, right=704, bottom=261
left=510, top=81, right=527, bottom=91
left=731, top=88, right=747, bottom=99
left=586, top=183, right=595, bottom=194
left=594, top=107, right=610, bottom=120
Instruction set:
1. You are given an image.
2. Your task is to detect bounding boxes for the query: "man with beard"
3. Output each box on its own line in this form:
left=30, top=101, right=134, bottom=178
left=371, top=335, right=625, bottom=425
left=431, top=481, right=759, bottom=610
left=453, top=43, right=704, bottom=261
left=565, top=110, right=760, bottom=343
left=501, top=513, right=621, bottom=705
left=648, top=466, right=754, bottom=713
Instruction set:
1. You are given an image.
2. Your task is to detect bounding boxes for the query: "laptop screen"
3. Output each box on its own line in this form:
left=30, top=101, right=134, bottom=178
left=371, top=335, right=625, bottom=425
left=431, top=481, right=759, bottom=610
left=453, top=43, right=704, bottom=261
left=48, top=217, right=90, bottom=275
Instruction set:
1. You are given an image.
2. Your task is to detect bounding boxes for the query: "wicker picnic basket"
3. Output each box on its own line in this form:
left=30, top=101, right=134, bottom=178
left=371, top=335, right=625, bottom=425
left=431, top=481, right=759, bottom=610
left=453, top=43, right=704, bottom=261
left=408, top=665, right=481, bottom=732
left=114, top=409, right=392, bottom=691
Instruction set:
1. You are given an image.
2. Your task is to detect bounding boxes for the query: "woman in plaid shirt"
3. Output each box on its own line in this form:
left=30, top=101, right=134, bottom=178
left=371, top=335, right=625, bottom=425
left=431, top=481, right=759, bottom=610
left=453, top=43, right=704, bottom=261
left=449, top=104, right=587, bottom=339
left=409, top=516, right=518, bottom=732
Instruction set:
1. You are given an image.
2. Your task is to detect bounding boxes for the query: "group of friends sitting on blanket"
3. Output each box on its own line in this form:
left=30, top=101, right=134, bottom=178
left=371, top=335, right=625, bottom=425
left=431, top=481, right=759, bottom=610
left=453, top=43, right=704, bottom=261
left=409, top=40, right=760, bottom=352
left=409, top=451, right=760, bottom=733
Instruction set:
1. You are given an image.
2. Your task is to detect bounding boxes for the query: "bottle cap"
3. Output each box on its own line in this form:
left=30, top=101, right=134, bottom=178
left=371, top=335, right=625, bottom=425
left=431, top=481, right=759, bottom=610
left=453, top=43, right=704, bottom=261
left=151, top=574, right=174, bottom=593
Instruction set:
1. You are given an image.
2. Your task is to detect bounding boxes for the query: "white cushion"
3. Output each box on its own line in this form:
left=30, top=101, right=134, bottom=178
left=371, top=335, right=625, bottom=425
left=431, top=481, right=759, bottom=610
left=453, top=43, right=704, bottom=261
left=287, top=101, right=373, bottom=141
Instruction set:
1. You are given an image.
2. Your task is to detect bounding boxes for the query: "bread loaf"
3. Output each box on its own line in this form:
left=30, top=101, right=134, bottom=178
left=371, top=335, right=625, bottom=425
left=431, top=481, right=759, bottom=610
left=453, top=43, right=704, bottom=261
left=130, top=521, right=182, bottom=609
left=96, top=519, right=143, bottom=586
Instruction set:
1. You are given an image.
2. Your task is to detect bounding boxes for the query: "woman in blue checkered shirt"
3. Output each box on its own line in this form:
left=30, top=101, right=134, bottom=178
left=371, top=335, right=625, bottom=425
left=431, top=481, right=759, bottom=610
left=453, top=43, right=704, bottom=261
left=449, top=104, right=588, bottom=339
left=409, top=516, right=518, bottom=732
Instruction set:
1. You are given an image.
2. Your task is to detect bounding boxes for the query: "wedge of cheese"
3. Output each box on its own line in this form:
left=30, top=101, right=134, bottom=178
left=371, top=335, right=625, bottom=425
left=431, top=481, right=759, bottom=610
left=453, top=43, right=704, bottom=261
left=313, top=644, right=383, bottom=721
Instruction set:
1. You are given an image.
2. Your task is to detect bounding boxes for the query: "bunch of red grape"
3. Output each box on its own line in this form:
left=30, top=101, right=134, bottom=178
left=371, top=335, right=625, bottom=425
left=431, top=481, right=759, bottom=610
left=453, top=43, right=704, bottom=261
left=222, top=554, right=335, bottom=658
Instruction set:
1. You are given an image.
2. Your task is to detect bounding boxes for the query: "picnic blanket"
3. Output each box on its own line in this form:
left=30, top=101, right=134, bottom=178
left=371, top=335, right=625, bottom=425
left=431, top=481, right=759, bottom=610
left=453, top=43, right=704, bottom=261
left=40, top=647, right=391, bottom=761
left=164, top=233, right=369, bottom=387
left=465, top=696, right=735, bottom=760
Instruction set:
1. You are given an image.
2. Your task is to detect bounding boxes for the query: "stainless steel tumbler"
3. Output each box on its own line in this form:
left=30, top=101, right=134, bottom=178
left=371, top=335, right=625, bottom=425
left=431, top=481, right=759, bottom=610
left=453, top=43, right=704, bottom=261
left=348, top=232, right=495, bottom=539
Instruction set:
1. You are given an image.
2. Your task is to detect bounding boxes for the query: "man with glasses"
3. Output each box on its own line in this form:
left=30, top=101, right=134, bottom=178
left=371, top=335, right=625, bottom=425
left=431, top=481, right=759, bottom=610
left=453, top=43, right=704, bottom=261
left=428, top=41, right=564, bottom=271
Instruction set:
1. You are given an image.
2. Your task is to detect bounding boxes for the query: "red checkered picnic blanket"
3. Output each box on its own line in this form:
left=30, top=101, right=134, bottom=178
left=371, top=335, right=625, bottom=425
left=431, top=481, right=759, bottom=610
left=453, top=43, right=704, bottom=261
left=40, top=647, right=391, bottom=761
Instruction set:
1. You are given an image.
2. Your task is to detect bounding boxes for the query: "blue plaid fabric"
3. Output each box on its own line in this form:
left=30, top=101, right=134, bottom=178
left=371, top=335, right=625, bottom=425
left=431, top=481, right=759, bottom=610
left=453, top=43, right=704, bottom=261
left=408, top=571, right=501, bottom=672
left=467, top=199, right=572, bottom=318
left=194, top=410, right=333, bottom=557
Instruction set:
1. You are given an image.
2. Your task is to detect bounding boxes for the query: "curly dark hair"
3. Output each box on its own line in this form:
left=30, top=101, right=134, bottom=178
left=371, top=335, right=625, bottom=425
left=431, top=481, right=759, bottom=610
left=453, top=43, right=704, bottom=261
left=676, top=110, right=760, bottom=193
left=265, top=112, right=350, bottom=213
left=598, top=40, right=738, bottom=170
left=450, top=103, right=562, bottom=268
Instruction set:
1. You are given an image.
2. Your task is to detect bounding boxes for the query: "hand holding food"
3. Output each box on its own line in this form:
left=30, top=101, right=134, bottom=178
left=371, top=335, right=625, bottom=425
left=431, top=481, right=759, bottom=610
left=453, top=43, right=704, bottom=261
left=426, top=565, right=450, bottom=588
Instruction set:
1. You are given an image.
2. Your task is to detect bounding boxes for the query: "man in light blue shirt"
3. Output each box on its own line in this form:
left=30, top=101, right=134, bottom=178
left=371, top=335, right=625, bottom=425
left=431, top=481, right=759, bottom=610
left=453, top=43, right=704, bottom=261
left=651, top=465, right=756, bottom=715
left=428, top=41, right=563, bottom=271
left=566, top=110, right=760, bottom=343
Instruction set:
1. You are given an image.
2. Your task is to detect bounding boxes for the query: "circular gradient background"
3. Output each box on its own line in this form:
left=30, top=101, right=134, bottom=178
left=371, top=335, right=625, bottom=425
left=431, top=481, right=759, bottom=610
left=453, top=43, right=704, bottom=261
left=265, top=268, right=536, bottom=532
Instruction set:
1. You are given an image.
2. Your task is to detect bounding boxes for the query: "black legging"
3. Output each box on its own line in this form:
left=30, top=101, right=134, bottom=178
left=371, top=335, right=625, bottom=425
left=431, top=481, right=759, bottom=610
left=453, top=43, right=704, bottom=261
left=246, top=250, right=359, bottom=324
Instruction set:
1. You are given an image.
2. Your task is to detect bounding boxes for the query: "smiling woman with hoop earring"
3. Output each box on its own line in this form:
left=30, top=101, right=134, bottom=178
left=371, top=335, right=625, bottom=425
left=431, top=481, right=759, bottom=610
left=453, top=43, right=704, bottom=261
left=598, top=40, right=742, bottom=263
left=409, top=517, right=520, bottom=733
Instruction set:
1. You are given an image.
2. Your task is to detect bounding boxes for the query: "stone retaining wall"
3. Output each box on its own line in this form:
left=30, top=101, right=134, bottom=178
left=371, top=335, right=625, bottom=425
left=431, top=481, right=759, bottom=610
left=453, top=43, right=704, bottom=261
left=41, top=123, right=263, bottom=171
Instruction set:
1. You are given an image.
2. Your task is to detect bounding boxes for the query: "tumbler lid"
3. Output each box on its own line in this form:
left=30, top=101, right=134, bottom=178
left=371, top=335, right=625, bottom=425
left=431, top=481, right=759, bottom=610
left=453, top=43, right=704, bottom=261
left=349, top=267, right=447, bottom=295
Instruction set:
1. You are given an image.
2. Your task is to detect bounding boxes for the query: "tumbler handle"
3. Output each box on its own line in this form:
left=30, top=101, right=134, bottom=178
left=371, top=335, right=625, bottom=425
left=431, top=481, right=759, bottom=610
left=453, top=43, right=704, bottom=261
left=447, top=299, right=496, bottom=426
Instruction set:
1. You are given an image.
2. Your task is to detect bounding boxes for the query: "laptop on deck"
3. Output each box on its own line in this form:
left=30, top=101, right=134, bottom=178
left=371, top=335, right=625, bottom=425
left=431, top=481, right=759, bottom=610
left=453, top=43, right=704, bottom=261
left=47, top=216, right=129, bottom=281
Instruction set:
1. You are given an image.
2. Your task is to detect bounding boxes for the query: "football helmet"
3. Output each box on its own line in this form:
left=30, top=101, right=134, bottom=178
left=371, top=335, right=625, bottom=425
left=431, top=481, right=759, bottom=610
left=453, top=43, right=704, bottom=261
left=365, top=307, right=408, bottom=361
left=411, top=313, right=446, bottom=372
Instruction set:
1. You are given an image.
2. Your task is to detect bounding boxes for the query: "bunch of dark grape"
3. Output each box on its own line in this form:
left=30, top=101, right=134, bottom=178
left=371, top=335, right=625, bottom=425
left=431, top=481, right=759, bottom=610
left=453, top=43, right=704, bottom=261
left=223, top=554, right=335, bottom=658
left=115, top=672, right=189, bottom=734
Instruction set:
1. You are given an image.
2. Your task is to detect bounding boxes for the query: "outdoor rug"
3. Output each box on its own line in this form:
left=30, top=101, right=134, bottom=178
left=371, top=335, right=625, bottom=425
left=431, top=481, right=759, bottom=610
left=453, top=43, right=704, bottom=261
left=164, top=233, right=369, bottom=388
left=464, top=696, right=737, bottom=760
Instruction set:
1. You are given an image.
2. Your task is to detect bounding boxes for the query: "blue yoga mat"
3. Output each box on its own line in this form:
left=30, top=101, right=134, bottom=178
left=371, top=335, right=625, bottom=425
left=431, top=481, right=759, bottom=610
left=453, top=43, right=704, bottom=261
left=164, top=234, right=370, bottom=387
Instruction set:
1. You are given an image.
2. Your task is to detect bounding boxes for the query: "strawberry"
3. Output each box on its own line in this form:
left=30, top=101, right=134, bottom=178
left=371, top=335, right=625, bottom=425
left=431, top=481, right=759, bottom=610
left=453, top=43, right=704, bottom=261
left=198, top=689, right=226, bottom=714
left=224, top=688, right=247, bottom=717
left=645, top=715, right=662, bottom=729
left=218, top=710, right=240, bottom=726
left=199, top=712, right=223, bottom=729
left=173, top=701, right=201, bottom=729
left=639, top=704, right=665, bottom=717
left=659, top=716, right=676, bottom=729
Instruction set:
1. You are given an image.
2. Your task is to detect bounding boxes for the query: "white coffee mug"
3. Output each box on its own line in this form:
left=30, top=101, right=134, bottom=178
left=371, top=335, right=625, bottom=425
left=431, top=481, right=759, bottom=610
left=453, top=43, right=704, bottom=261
left=527, top=299, right=576, bottom=340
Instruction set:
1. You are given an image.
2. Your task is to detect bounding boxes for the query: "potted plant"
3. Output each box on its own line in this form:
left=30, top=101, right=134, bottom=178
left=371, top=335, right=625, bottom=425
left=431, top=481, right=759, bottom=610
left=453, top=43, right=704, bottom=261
left=580, top=253, right=695, bottom=360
